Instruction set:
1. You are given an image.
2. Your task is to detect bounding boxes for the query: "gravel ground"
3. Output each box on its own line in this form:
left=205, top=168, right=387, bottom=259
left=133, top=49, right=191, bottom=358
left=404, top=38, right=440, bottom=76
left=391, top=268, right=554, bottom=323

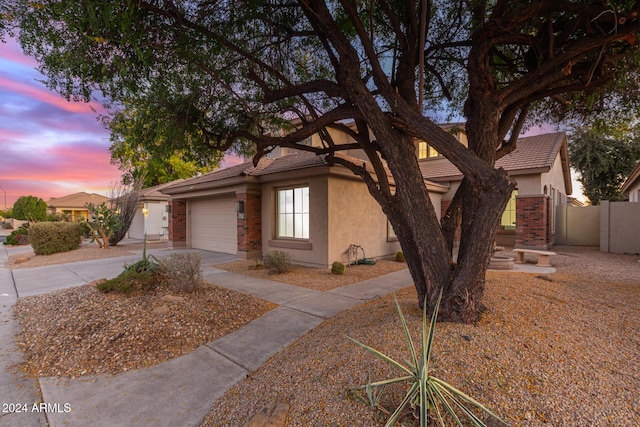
left=216, top=258, right=408, bottom=291
left=10, top=244, right=640, bottom=426
left=201, top=246, right=639, bottom=427
left=14, top=281, right=276, bottom=378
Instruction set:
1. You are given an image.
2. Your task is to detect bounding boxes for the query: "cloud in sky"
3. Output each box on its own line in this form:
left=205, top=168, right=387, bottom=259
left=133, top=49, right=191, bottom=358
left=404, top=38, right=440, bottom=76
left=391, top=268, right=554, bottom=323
left=0, top=38, right=120, bottom=209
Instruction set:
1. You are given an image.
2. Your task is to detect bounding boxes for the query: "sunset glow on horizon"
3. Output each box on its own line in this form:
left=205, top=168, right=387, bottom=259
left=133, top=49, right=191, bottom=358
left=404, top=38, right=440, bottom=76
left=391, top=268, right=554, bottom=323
left=0, top=38, right=121, bottom=209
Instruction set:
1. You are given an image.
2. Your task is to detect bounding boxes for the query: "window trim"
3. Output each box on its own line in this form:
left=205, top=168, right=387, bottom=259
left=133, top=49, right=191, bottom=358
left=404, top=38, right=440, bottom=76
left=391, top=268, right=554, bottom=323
left=275, top=185, right=310, bottom=240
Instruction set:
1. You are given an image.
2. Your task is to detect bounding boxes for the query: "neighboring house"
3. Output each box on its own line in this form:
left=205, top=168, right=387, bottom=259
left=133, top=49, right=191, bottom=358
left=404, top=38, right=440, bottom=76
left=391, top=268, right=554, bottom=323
left=419, top=132, right=573, bottom=249
left=127, top=180, right=183, bottom=240
left=621, top=161, right=640, bottom=202
left=47, top=192, right=109, bottom=222
left=162, top=127, right=573, bottom=265
left=162, top=152, right=448, bottom=268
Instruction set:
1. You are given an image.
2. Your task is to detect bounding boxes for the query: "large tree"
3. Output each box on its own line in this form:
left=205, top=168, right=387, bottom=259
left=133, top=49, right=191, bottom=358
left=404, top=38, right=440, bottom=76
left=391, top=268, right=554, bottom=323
left=569, top=123, right=640, bottom=204
left=106, top=97, right=228, bottom=187
left=12, top=195, right=46, bottom=221
left=16, top=1, right=640, bottom=322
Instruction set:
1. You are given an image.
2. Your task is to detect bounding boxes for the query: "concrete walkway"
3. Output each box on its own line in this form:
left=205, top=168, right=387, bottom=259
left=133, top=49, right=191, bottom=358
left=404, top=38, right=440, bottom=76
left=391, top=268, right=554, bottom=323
left=0, top=242, right=554, bottom=427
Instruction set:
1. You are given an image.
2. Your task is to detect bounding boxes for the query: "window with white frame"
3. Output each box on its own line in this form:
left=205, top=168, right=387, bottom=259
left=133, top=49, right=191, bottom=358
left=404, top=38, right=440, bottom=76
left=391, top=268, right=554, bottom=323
left=418, top=141, right=428, bottom=159
left=417, top=141, right=439, bottom=159
left=277, top=186, right=309, bottom=239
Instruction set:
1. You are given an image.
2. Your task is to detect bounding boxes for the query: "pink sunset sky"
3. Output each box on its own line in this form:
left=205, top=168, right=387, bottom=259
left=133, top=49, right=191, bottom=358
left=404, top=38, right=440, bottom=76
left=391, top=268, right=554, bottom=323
left=0, top=37, right=584, bottom=210
left=0, top=38, right=121, bottom=209
left=0, top=37, right=246, bottom=210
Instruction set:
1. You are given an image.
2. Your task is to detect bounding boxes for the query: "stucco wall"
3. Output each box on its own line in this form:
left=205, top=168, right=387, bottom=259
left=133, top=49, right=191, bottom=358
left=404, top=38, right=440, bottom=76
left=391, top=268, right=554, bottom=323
left=514, top=174, right=542, bottom=196
left=326, top=177, right=401, bottom=265
left=555, top=205, right=600, bottom=246
left=262, top=175, right=330, bottom=268
left=601, top=201, right=640, bottom=254
left=542, top=155, right=569, bottom=197
left=147, top=201, right=168, bottom=238
left=628, top=181, right=640, bottom=202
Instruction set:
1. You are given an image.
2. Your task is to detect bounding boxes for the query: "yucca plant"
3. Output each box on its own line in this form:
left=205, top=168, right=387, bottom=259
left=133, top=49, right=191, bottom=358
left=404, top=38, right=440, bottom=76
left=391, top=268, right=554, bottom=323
left=346, top=291, right=505, bottom=427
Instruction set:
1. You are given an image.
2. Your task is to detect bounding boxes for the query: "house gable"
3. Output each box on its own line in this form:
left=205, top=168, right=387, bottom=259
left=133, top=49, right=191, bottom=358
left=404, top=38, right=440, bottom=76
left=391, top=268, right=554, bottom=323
left=621, top=161, right=640, bottom=202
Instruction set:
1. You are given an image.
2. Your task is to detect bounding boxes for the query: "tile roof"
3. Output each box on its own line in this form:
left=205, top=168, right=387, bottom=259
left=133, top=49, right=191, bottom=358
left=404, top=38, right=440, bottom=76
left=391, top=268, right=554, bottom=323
left=47, top=192, right=109, bottom=208
left=165, top=140, right=569, bottom=196
left=162, top=152, right=334, bottom=194
left=420, top=132, right=567, bottom=180
left=138, top=180, right=185, bottom=200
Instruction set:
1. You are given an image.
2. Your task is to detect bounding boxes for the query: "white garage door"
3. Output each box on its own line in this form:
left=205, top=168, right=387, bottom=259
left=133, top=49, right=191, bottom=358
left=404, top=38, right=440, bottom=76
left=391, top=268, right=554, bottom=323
left=190, top=197, right=237, bottom=253
left=128, top=206, right=145, bottom=239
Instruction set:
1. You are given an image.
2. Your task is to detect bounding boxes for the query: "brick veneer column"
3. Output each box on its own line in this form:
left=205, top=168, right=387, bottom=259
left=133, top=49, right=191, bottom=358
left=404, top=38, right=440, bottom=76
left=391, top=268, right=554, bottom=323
left=236, top=191, right=262, bottom=258
left=515, top=195, right=551, bottom=249
left=168, top=199, right=187, bottom=248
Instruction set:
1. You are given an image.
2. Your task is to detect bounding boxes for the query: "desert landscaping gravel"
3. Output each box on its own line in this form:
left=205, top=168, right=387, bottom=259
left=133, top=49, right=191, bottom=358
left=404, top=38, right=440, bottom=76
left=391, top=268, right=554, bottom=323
left=201, top=247, right=639, bottom=427
left=9, top=244, right=640, bottom=426
left=14, top=282, right=276, bottom=378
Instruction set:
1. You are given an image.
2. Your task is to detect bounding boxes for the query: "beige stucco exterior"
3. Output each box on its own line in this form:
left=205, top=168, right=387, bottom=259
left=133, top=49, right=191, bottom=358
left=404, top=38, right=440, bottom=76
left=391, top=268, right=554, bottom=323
left=260, top=170, right=437, bottom=268
left=622, top=162, right=640, bottom=202
left=326, top=176, right=401, bottom=266
left=262, top=174, right=330, bottom=268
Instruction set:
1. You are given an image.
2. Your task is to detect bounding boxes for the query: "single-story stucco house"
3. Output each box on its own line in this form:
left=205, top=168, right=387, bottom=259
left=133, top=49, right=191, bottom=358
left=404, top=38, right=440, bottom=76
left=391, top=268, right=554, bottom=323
left=161, top=127, right=573, bottom=265
left=621, top=161, right=640, bottom=202
left=47, top=192, right=110, bottom=222
left=161, top=153, right=448, bottom=267
left=127, top=180, right=183, bottom=240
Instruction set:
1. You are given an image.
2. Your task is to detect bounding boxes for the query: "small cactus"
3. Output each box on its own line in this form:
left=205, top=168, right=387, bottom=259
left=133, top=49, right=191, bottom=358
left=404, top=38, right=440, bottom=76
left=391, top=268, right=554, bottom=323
left=395, top=251, right=406, bottom=263
left=331, top=261, right=346, bottom=275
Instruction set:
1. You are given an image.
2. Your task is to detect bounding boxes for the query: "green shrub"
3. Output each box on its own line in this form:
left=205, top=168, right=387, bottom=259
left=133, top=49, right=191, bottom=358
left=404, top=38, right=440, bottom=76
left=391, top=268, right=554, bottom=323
left=395, top=250, right=406, bottom=263
left=263, top=250, right=291, bottom=274
left=123, top=240, right=159, bottom=274
left=85, top=202, right=122, bottom=248
left=12, top=196, right=47, bottom=220
left=159, top=253, right=202, bottom=292
left=29, top=222, right=82, bottom=255
left=97, top=270, right=155, bottom=294
left=4, top=228, right=29, bottom=245
left=331, top=261, right=346, bottom=275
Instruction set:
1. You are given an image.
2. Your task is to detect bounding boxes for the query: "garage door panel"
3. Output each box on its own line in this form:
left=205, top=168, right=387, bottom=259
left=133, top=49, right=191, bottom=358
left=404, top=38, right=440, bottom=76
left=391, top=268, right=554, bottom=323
left=190, top=197, right=237, bottom=254
left=128, top=207, right=145, bottom=239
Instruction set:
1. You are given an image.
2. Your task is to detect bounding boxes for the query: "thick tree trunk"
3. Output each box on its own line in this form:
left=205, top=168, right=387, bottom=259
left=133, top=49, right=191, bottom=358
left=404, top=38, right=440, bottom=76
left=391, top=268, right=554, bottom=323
left=380, top=135, right=451, bottom=311
left=442, top=172, right=514, bottom=322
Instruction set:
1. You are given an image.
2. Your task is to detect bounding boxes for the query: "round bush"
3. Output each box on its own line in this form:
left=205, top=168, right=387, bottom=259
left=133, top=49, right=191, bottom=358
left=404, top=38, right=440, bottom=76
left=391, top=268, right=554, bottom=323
left=29, top=222, right=82, bottom=255
left=331, top=261, right=346, bottom=275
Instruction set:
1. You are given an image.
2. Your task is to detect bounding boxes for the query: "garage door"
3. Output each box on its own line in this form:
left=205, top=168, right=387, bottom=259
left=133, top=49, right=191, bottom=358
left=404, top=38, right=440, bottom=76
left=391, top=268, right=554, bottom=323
left=128, top=206, right=145, bottom=239
left=190, top=197, right=237, bottom=253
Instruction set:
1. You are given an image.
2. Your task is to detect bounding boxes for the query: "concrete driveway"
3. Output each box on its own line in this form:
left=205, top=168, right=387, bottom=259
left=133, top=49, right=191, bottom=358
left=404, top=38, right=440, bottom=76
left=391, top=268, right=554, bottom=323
left=9, top=246, right=237, bottom=298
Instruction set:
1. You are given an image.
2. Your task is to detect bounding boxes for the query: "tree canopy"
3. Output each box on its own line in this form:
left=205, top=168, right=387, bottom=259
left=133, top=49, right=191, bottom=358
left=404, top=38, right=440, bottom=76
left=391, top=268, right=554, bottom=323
left=106, top=99, right=226, bottom=187
left=15, top=1, right=640, bottom=322
left=12, top=195, right=47, bottom=221
left=569, top=123, right=640, bottom=204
